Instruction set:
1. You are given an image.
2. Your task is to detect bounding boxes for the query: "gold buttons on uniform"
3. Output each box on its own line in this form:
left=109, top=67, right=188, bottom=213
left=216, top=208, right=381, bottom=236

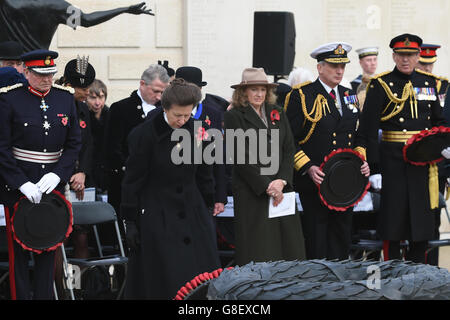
left=399, top=117, right=405, bottom=123
left=333, top=132, right=337, bottom=137
left=425, top=81, right=429, bottom=86
left=348, top=142, right=352, bottom=146
left=348, top=134, right=352, bottom=138
left=333, top=141, right=337, bottom=145
left=389, top=82, right=394, bottom=87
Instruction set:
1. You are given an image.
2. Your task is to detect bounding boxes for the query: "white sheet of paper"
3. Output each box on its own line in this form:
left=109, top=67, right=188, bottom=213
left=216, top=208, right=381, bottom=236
left=217, top=196, right=235, bottom=217
left=0, top=205, right=5, bottom=226
left=269, top=192, right=296, bottom=219
left=69, top=187, right=96, bottom=203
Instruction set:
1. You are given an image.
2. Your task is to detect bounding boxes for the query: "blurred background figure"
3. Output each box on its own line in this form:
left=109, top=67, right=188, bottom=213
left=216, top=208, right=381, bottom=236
left=351, top=47, right=379, bottom=92
left=86, top=79, right=109, bottom=193
left=287, top=67, right=315, bottom=88
left=0, top=41, right=24, bottom=73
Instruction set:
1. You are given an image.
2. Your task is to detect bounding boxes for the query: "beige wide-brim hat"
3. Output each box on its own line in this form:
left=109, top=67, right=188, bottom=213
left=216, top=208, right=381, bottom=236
left=231, top=67, right=279, bottom=89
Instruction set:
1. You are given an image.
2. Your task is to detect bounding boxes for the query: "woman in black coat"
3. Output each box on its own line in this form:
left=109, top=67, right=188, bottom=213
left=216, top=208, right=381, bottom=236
left=121, top=79, right=220, bottom=299
left=224, top=68, right=306, bottom=266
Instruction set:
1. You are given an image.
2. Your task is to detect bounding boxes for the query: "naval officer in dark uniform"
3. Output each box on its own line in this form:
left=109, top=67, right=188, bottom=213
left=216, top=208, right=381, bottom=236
left=285, top=42, right=370, bottom=260
left=0, top=49, right=81, bottom=299
left=355, top=34, right=449, bottom=263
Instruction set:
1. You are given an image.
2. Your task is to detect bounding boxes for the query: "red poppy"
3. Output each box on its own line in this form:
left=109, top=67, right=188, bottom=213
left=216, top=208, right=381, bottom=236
left=197, top=127, right=209, bottom=141
left=270, top=109, right=280, bottom=122
left=205, top=119, right=211, bottom=126
left=79, top=120, right=86, bottom=129
left=61, top=118, right=68, bottom=126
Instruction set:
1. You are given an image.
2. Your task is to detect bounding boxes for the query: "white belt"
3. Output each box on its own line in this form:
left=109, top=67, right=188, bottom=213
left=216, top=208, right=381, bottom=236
left=12, top=147, right=62, bottom=164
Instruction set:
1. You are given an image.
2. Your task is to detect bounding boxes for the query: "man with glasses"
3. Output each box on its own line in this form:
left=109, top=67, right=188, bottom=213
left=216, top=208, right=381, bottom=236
left=105, top=64, right=170, bottom=238
left=0, top=49, right=81, bottom=299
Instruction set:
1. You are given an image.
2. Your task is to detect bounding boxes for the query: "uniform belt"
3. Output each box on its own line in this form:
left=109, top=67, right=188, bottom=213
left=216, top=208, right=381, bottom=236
left=381, top=130, right=421, bottom=143
left=12, top=147, right=62, bottom=164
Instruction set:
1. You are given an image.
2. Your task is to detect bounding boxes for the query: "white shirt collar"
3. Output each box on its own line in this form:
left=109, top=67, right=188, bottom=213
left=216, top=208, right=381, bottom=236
left=318, top=78, right=338, bottom=95
left=318, top=78, right=342, bottom=111
left=137, top=88, right=156, bottom=116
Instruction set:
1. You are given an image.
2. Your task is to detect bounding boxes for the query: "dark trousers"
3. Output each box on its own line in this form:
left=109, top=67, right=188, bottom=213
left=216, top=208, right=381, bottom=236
left=300, top=191, right=352, bottom=260
left=11, top=242, right=55, bottom=300
left=385, top=240, right=428, bottom=264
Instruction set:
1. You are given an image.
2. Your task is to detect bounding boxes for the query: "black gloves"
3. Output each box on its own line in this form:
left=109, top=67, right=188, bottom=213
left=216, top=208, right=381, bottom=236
left=125, top=220, right=140, bottom=252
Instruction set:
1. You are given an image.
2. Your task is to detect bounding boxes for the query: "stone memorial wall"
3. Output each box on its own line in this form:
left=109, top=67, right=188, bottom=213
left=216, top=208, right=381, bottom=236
left=51, top=0, right=450, bottom=104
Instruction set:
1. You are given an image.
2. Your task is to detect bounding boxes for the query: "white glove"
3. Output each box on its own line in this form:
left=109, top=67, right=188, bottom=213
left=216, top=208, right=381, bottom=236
left=369, top=174, right=382, bottom=190
left=442, top=147, right=450, bottom=159
left=37, top=172, right=61, bottom=194
left=19, top=182, right=42, bottom=204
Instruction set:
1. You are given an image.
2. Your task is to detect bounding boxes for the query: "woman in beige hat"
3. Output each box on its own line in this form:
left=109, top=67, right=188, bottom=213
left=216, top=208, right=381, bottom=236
left=224, top=68, right=305, bottom=266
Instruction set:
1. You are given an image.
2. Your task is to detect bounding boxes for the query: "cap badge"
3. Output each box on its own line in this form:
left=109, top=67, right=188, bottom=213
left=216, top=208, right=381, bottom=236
left=44, top=56, right=51, bottom=66
left=334, top=44, right=345, bottom=55
left=404, top=38, right=411, bottom=46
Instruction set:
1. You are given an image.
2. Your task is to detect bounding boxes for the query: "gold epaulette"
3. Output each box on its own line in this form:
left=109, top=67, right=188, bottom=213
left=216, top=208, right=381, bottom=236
left=284, top=81, right=312, bottom=111
left=0, top=83, right=23, bottom=94
left=371, top=71, right=392, bottom=80
left=52, top=83, right=75, bottom=94
left=292, top=81, right=312, bottom=90
left=415, top=68, right=439, bottom=79
left=366, top=71, right=391, bottom=93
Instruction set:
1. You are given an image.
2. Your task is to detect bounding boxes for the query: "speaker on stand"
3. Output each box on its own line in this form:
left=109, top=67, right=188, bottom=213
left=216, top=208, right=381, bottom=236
left=252, top=11, right=296, bottom=82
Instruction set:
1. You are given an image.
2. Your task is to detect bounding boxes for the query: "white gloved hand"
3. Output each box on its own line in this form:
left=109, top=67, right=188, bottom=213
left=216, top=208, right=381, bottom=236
left=37, top=172, right=61, bottom=194
left=441, top=147, right=450, bottom=159
left=369, top=174, right=382, bottom=190
left=19, top=182, right=42, bottom=204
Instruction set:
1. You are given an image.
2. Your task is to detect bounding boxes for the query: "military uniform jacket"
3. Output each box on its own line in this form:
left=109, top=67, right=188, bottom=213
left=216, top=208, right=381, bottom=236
left=355, top=67, right=446, bottom=241
left=0, top=83, right=81, bottom=206
left=120, top=108, right=220, bottom=299
left=285, top=79, right=361, bottom=182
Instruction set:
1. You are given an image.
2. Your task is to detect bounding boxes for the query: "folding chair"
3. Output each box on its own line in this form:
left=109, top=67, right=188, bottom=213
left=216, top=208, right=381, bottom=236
left=61, top=201, right=128, bottom=300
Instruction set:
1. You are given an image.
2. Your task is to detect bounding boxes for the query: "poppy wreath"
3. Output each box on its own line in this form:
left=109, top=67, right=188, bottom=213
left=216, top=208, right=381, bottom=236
left=318, top=148, right=370, bottom=212
left=205, top=260, right=450, bottom=300
left=174, top=267, right=233, bottom=300
left=403, top=126, right=450, bottom=166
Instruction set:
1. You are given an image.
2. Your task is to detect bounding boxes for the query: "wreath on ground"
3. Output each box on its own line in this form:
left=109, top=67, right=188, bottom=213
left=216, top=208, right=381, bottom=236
left=175, top=260, right=450, bottom=300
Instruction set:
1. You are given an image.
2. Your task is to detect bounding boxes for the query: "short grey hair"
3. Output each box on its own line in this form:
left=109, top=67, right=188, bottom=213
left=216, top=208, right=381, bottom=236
left=141, top=64, right=170, bottom=84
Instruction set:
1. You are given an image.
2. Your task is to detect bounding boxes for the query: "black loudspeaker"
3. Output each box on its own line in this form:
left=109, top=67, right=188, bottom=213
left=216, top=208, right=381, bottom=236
left=253, top=11, right=296, bottom=76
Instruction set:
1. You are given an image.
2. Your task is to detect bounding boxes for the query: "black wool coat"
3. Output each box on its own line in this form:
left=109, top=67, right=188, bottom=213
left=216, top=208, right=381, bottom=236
left=121, top=108, right=220, bottom=299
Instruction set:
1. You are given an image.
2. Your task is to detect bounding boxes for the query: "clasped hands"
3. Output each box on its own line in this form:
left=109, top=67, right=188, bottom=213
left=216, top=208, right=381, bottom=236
left=19, top=172, right=61, bottom=204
